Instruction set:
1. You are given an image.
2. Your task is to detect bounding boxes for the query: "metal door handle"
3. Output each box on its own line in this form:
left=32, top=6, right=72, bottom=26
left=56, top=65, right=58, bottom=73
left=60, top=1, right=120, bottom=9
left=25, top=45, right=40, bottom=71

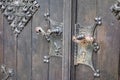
left=73, top=17, right=102, bottom=77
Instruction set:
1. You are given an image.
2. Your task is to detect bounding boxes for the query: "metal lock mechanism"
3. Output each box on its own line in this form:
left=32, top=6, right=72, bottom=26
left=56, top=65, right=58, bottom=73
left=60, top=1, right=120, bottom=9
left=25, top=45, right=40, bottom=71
left=110, top=0, right=120, bottom=20
left=73, top=17, right=102, bottom=77
left=1, top=65, right=14, bottom=80
left=0, top=0, right=40, bottom=37
left=35, top=13, right=63, bottom=63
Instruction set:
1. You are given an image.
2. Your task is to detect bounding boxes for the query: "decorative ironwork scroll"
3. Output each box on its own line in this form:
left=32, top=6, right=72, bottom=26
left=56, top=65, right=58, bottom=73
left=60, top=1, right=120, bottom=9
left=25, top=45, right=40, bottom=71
left=0, top=0, right=40, bottom=37
left=111, top=0, right=120, bottom=20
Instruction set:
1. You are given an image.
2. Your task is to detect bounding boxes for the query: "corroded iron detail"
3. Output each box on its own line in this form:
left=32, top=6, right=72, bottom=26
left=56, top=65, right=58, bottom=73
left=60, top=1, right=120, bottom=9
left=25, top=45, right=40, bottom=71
left=73, top=17, right=102, bottom=77
left=111, top=0, right=120, bottom=20
left=1, top=65, right=14, bottom=80
left=36, top=13, right=63, bottom=58
left=0, top=0, right=40, bottom=37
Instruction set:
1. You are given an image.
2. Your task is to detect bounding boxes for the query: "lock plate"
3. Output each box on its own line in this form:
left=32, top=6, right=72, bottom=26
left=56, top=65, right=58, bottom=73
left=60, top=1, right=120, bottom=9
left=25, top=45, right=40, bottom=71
left=73, top=17, right=102, bottom=77
left=36, top=13, right=63, bottom=58
left=0, top=0, right=40, bottom=37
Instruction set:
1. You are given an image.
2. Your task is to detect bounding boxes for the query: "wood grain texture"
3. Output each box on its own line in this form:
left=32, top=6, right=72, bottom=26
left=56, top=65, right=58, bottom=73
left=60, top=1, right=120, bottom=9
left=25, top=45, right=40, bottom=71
left=17, top=20, right=32, bottom=80
left=71, top=0, right=77, bottom=80
left=0, top=0, right=119, bottom=80
left=49, top=0, right=63, bottom=80
left=97, top=0, right=120, bottom=80
left=32, top=0, right=49, bottom=80
left=75, top=0, right=97, bottom=80
left=0, top=13, right=3, bottom=80
left=62, top=0, right=72, bottom=80
left=3, top=17, right=17, bottom=80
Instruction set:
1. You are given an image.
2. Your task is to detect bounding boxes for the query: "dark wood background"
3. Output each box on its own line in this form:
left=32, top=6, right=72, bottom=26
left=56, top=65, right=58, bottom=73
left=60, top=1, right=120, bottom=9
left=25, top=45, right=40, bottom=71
left=0, top=0, right=119, bottom=80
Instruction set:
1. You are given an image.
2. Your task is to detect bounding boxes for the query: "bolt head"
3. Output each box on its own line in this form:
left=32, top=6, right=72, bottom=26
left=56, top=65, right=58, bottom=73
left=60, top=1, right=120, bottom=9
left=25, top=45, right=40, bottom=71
left=44, top=13, right=50, bottom=17
left=94, top=73, right=100, bottom=77
left=93, top=42, right=98, bottom=46
left=8, top=68, right=14, bottom=76
left=96, top=69, right=100, bottom=73
left=98, top=21, right=102, bottom=25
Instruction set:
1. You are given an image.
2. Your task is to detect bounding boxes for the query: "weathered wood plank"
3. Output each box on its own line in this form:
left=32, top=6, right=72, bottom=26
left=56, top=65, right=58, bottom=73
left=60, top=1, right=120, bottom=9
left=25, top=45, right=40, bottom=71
left=62, top=0, right=72, bottom=80
left=49, top=0, right=63, bottom=80
left=71, top=0, right=77, bottom=80
left=3, top=18, right=17, bottom=80
left=0, top=13, right=3, bottom=80
left=17, top=20, right=32, bottom=80
left=75, top=0, right=97, bottom=80
left=97, top=0, right=120, bottom=80
left=32, top=0, right=49, bottom=80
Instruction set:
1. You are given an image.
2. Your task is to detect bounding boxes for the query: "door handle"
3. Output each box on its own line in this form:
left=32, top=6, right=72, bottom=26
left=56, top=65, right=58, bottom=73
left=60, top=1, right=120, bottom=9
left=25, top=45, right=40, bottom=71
left=35, top=13, right=63, bottom=62
left=73, top=17, right=102, bottom=77
left=1, top=65, right=14, bottom=80
left=111, top=0, right=120, bottom=20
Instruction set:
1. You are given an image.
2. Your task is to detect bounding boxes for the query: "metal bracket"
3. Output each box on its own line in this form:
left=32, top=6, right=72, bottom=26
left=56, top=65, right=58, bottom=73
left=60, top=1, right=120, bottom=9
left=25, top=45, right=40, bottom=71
left=110, top=0, right=120, bottom=20
left=0, top=0, right=40, bottom=37
left=73, top=17, right=102, bottom=77
left=35, top=13, right=63, bottom=60
left=1, top=65, right=14, bottom=80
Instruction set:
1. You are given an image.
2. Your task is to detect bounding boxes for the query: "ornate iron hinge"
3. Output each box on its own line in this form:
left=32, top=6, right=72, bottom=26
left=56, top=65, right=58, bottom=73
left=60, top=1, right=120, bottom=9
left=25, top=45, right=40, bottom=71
left=0, top=0, right=40, bottom=37
left=35, top=13, right=63, bottom=63
left=110, top=0, right=120, bottom=20
left=1, top=65, right=14, bottom=80
left=73, top=17, right=102, bottom=77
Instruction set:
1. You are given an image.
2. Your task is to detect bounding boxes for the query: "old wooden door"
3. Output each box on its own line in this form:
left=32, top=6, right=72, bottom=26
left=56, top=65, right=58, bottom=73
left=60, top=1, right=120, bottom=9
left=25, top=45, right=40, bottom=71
left=0, top=0, right=63, bottom=80
left=0, top=0, right=119, bottom=80
left=72, top=0, right=120, bottom=80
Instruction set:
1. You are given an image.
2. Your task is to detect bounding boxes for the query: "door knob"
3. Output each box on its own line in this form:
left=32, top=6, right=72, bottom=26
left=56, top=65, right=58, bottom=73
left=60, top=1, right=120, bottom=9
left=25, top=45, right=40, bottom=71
left=73, top=17, right=102, bottom=77
left=35, top=13, right=63, bottom=60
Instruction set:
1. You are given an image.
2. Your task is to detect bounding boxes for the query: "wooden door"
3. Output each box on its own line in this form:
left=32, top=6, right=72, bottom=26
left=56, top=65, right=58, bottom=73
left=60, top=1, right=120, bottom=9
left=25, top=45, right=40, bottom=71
left=0, top=0, right=119, bottom=80
left=72, top=0, right=120, bottom=80
left=0, top=0, right=63, bottom=80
